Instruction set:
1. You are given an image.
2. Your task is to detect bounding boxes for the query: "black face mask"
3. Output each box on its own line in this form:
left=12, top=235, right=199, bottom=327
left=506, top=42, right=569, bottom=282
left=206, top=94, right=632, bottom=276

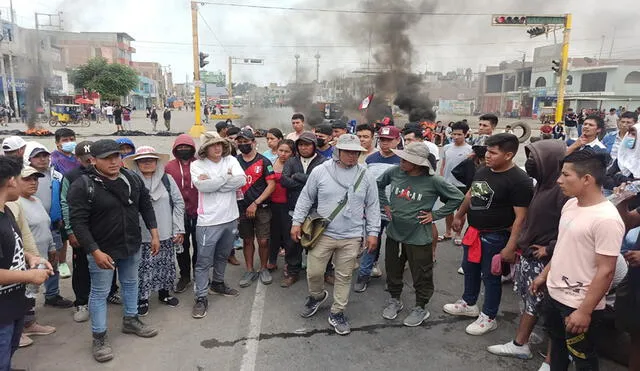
left=175, top=149, right=194, bottom=161
left=524, top=157, right=538, bottom=180
left=316, top=138, right=326, bottom=148
left=238, top=143, right=253, bottom=155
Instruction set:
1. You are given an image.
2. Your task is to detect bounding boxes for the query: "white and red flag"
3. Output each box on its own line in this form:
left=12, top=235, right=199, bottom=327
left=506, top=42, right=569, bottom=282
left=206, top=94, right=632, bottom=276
left=358, top=94, right=373, bottom=110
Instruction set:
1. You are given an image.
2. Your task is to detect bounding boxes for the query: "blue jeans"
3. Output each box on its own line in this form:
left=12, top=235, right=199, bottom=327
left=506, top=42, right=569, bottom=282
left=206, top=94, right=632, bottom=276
left=0, top=317, right=24, bottom=371
left=44, top=230, right=64, bottom=299
left=461, top=230, right=510, bottom=319
left=358, top=219, right=389, bottom=278
left=87, top=250, right=140, bottom=333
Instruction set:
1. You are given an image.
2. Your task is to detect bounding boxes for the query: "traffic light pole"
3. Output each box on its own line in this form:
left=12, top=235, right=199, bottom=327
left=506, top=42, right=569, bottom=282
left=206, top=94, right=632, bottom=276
left=228, top=56, right=233, bottom=115
left=189, top=1, right=206, bottom=138
left=554, top=13, right=572, bottom=124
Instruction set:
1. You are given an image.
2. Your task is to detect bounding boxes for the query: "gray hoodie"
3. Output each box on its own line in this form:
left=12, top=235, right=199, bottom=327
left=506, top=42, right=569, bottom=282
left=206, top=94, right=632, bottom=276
left=292, top=159, right=381, bottom=239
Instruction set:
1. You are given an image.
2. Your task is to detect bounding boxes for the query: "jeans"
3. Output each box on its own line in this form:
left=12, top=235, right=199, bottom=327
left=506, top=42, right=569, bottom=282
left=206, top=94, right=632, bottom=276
left=544, top=297, right=602, bottom=371
left=44, top=230, right=63, bottom=299
left=269, top=203, right=293, bottom=266
left=194, top=221, right=237, bottom=298
left=87, top=249, right=140, bottom=333
left=73, top=248, right=119, bottom=306
left=0, top=317, right=24, bottom=371
left=359, top=219, right=388, bottom=278
left=307, top=235, right=361, bottom=313
left=177, top=216, right=198, bottom=280
left=461, top=230, right=510, bottom=319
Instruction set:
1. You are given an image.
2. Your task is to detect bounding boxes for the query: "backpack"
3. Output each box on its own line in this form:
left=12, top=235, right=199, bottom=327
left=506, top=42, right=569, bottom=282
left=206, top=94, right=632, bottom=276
left=83, top=171, right=173, bottom=208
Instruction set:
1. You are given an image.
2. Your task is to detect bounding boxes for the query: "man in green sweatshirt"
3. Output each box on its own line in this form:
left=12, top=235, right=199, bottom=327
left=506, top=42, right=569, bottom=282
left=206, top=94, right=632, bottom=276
left=378, top=142, right=464, bottom=327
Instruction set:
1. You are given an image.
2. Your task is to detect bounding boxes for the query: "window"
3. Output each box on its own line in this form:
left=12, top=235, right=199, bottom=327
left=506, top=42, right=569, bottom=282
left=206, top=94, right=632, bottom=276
left=485, top=75, right=502, bottom=93
left=580, top=72, right=607, bottom=92
left=624, top=71, right=640, bottom=84
left=566, top=75, right=573, bottom=85
left=535, top=77, right=546, bottom=87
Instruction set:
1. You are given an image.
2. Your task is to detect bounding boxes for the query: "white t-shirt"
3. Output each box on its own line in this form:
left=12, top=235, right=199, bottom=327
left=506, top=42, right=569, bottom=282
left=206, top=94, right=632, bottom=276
left=547, top=198, right=625, bottom=310
left=604, top=114, right=619, bottom=130
left=442, top=143, right=473, bottom=187
left=424, top=140, right=440, bottom=161
left=105, top=106, right=114, bottom=115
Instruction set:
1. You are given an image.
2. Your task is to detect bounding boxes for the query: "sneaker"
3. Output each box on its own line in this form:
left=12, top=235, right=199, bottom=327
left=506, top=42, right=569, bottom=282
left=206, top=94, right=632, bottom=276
left=159, top=296, right=179, bottom=307
left=371, top=264, right=382, bottom=278
left=538, top=362, right=550, bottom=371
left=443, top=299, right=480, bottom=317
left=192, top=297, right=208, bottom=319
left=466, top=312, right=498, bottom=336
left=174, top=277, right=191, bottom=293
left=259, top=269, right=273, bottom=285
left=58, top=262, right=71, bottom=279
left=234, top=238, right=243, bottom=249
left=403, top=306, right=431, bottom=327
left=353, top=275, right=370, bottom=293
left=92, top=331, right=113, bottom=363
left=122, top=316, right=158, bottom=338
left=23, top=322, right=56, bottom=336
left=301, top=290, right=328, bottom=318
left=73, top=305, right=90, bottom=323
left=209, top=282, right=239, bottom=297
left=280, top=275, right=299, bottom=288
left=457, top=267, right=464, bottom=275
left=382, top=298, right=404, bottom=320
left=19, top=334, right=33, bottom=348
left=487, top=340, right=533, bottom=359
left=328, top=312, right=351, bottom=335
left=44, top=295, right=74, bottom=308
left=107, top=292, right=122, bottom=305
left=138, top=299, right=149, bottom=316
left=239, top=271, right=258, bottom=288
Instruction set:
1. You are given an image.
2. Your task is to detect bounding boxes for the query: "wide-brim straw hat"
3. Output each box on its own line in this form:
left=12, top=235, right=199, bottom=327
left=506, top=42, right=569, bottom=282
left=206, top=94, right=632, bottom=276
left=392, top=142, right=435, bottom=175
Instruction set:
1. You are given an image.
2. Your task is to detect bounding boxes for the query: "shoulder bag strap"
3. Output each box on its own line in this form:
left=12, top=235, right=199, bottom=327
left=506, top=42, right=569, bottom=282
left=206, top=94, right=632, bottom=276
left=326, top=169, right=366, bottom=222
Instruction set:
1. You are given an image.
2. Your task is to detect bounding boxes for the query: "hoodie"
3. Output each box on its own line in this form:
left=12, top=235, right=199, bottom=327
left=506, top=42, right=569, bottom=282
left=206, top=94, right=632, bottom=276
left=115, top=138, right=136, bottom=159
left=281, top=133, right=326, bottom=211
left=518, top=139, right=569, bottom=261
left=23, top=141, right=63, bottom=226
left=165, top=134, right=199, bottom=217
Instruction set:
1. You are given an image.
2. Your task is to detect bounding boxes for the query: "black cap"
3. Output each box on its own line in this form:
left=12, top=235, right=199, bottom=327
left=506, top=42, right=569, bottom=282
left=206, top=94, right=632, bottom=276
left=331, top=120, right=347, bottom=130
left=75, top=141, right=94, bottom=157
left=316, top=124, right=332, bottom=136
left=227, top=126, right=241, bottom=136
left=237, top=129, right=255, bottom=140
left=215, top=121, right=231, bottom=131
left=91, top=139, right=121, bottom=159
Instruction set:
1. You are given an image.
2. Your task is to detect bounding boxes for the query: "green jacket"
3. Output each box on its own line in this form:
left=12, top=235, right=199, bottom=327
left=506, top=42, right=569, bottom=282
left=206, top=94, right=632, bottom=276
left=378, top=166, right=464, bottom=245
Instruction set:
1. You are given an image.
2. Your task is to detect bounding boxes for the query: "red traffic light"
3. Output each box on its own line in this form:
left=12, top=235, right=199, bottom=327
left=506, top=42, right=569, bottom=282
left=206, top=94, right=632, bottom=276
left=495, top=16, right=505, bottom=24
left=493, top=15, right=526, bottom=25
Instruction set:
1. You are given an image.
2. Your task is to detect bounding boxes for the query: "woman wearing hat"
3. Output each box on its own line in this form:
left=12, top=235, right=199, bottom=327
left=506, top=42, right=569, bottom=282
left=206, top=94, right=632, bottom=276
left=377, top=142, right=465, bottom=327
left=125, top=146, right=185, bottom=315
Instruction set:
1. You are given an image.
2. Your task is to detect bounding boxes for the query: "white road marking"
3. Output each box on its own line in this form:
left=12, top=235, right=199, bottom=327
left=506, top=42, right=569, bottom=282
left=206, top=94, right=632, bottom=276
left=240, top=281, right=267, bottom=371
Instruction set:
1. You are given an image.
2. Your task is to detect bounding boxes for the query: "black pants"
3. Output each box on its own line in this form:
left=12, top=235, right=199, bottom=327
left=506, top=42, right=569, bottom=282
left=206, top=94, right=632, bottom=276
left=72, top=247, right=118, bottom=306
left=269, top=203, right=293, bottom=266
left=544, top=297, right=602, bottom=371
left=385, top=237, right=434, bottom=308
left=177, top=216, right=198, bottom=280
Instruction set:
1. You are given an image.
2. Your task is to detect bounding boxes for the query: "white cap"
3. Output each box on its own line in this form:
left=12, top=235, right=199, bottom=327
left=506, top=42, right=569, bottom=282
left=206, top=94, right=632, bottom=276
left=2, top=136, right=26, bottom=152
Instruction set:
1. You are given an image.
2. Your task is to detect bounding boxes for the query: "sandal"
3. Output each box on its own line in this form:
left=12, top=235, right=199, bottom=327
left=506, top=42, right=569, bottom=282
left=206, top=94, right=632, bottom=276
left=437, top=235, right=452, bottom=242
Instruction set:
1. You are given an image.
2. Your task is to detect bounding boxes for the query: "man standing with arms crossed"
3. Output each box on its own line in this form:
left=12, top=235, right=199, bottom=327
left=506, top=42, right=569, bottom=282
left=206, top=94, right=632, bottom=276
left=444, top=133, right=533, bottom=335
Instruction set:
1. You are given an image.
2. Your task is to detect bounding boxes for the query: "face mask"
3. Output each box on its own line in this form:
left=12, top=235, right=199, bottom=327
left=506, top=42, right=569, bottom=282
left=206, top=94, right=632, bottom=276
left=524, top=157, right=538, bottom=180
left=624, top=138, right=636, bottom=149
left=238, top=143, right=253, bottom=155
left=61, top=141, right=77, bottom=153
left=176, top=148, right=195, bottom=160
left=316, top=138, right=326, bottom=148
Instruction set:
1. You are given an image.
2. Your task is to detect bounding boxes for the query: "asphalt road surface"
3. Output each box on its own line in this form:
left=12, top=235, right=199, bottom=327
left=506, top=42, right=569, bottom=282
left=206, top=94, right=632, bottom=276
left=8, top=108, right=625, bottom=371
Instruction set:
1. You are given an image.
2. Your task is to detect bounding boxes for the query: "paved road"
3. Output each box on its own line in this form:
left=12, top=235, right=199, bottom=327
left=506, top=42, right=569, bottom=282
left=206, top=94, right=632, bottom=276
left=8, top=108, right=624, bottom=370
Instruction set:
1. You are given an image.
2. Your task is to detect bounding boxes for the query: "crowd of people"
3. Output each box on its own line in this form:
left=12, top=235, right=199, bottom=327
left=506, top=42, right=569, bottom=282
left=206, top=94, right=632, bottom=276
left=0, top=110, right=639, bottom=371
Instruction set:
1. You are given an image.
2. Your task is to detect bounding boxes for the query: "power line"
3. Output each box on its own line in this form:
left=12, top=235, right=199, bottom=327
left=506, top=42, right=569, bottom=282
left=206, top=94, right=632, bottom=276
left=197, top=10, right=230, bottom=55
left=195, top=1, right=497, bottom=15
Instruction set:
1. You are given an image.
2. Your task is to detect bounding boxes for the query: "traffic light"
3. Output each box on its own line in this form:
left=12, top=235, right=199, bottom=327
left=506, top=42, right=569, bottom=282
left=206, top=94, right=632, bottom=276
left=199, top=52, right=209, bottom=68
left=527, top=26, right=546, bottom=38
left=552, top=60, right=561, bottom=75
left=492, top=15, right=527, bottom=25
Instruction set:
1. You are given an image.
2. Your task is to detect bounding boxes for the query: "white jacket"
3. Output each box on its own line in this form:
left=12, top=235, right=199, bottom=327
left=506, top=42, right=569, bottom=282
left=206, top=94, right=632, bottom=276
left=190, top=155, right=246, bottom=227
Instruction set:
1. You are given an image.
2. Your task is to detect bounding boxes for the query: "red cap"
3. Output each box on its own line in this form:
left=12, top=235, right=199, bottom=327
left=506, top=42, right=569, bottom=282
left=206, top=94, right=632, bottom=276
left=378, top=125, right=400, bottom=139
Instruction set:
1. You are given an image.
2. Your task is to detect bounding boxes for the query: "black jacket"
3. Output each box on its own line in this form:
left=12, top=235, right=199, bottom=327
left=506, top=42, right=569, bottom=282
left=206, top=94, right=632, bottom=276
left=68, top=167, right=157, bottom=259
left=281, top=154, right=326, bottom=211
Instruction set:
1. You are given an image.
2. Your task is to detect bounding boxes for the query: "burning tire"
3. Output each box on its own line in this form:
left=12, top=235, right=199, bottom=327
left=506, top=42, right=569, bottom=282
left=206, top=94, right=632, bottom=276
left=511, top=122, right=531, bottom=143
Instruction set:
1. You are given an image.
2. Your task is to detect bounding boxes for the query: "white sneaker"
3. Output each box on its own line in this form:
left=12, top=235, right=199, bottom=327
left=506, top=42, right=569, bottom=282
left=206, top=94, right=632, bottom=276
left=466, top=312, right=498, bottom=335
left=537, top=362, right=550, bottom=371
left=487, top=340, right=532, bottom=359
left=457, top=266, right=464, bottom=275
left=443, top=299, right=480, bottom=317
left=73, top=305, right=89, bottom=322
left=371, top=264, right=382, bottom=278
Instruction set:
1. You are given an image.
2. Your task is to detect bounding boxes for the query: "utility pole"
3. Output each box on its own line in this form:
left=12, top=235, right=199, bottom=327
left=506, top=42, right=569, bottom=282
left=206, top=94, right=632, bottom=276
left=8, top=0, right=18, bottom=118
left=228, top=56, right=232, bottom=115
left=518, top=52, right=526, bottom=117
left=608, top=26, right=616, bottom=59
left=0, top=56, right=8, bottom=107
left=294, top=54, right=300, bottom=84
left=554, top=14, right=572, bottom=125
left=188, top=1, right=205, bottom=137
left=315, top=52, right=320, bottom=83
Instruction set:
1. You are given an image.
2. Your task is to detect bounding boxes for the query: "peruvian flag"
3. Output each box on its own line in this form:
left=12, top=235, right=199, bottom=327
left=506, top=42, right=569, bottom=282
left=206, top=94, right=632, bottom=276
left=359, top=94, right=373, bottom=110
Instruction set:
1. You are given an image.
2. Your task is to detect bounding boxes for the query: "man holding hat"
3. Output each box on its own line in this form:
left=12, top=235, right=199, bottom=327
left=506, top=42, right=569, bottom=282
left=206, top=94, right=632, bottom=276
left=377, top=142, right=464, bottom=326
left=68, top=139, right=160, bottom=363
left=291, top=134, right=381, bottom=335
left=2, top=136, right=26, bottom=158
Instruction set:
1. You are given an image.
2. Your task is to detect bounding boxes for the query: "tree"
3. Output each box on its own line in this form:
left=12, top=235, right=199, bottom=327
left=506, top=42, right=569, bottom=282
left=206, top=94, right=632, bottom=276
left=68, top=57, right=139, bottom=102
